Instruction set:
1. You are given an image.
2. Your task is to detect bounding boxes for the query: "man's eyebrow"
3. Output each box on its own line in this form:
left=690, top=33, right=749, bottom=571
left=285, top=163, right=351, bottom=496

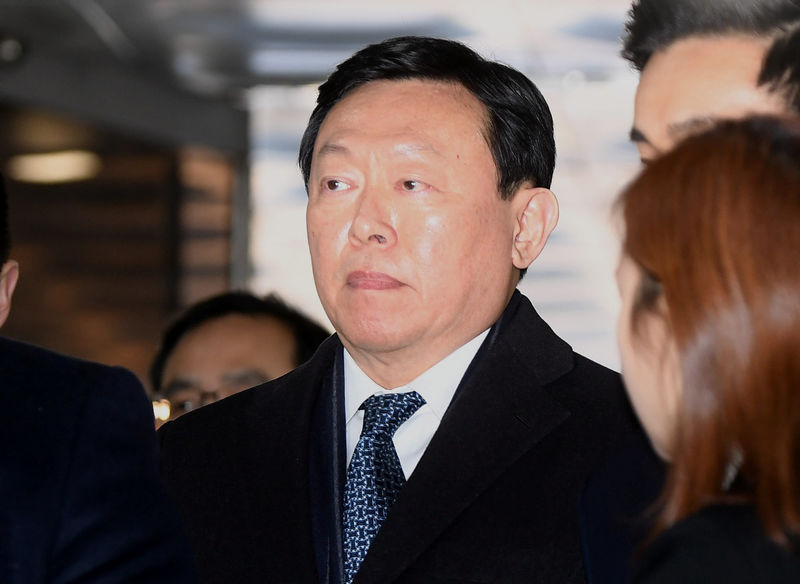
left=667, top=116, right=716, bottom=141
left=629, top=127, right=649, bottom=144
left=221, top=368, right=270, bottom=384
left=316, top=142, right=350, bottom=158
left=162, top=377, right=197, bottom=397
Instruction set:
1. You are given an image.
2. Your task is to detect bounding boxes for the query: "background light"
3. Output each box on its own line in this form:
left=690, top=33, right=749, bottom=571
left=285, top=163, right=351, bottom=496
left=153, top=398, right=171, bottom=422
left=6, top=150, right=103, bottom=184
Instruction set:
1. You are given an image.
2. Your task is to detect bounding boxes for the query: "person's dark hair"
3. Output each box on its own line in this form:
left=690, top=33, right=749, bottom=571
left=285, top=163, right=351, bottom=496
left=1, top=174, right=10, bottom=265
left=618, top=116, right=800, bottom=547
left=759, top=24, right=800, bottom=113
left=150, top=291, right=330, bottom=393
left=622, top=0, right=800, bottom=72
left=298, top=35, right=555, bottom=197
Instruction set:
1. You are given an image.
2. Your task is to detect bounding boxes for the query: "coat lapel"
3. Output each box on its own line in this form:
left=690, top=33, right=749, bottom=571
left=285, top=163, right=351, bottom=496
left=309, top=346, right=347, bottom=584
left=238, top=336, right=341, bottom=583
left=354, top=292, right=576, bottom=583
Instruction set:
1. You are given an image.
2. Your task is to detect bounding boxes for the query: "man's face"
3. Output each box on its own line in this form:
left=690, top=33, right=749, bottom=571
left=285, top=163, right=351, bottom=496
left=0, top=259, right=19, bottom=328
left=306, top=79, right=522, bottom=382
left=161, top=313, right=297, bottom=418
left=632, top=35, right=786, bottom=162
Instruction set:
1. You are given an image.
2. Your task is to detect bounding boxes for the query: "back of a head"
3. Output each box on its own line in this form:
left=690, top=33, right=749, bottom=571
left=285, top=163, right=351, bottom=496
left=298, top=35, right=555, bottom=198
left=622, top=0, right=800, bottom=71
left=619, top=116, right=800, bottom=545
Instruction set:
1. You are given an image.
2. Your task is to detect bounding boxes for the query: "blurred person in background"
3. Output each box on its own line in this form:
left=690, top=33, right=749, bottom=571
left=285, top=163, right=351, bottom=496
left=616, top=116, right=800, bottom=582
left=0, top=175, right=196, bottom=583
left=624, top=0, right=800, bottom=162
left=581, top=3, right=800, bottom=582
left=150, top=291, right=329, bottom=422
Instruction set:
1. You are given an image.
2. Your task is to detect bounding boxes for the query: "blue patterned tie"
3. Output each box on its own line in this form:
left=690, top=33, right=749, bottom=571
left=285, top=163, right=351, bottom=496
left=343, top=391, right=426, bottom=583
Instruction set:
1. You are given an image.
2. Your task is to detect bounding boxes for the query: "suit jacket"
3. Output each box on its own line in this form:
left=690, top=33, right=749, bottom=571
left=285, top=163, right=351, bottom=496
left=579, top=432, right=666, bottom=584
left=159, top=291, right=640, bottom=583
left=630, top=504, right=800, bottom=583
left=0, top=337, right=197, bottom=584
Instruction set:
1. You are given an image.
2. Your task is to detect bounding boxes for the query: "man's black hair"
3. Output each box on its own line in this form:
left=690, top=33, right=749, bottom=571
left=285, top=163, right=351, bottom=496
left=150, top=291, right=330, bottom=393
left=298, top=35, right=555, bottom=198
left=622, top=0, right=800, bottom=72
left=759, top=24, right=800, bottom=113
left=1, top=175, right=10, bottom=265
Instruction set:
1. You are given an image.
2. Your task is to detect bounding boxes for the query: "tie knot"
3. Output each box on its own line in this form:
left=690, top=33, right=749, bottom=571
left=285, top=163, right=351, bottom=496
left=361, top=391, right=425, bottom=438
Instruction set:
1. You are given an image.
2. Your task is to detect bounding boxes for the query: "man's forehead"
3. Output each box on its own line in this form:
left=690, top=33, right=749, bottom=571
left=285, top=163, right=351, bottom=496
left=311, top=79, right=488, bottom=160
left=634, top=82, right=785, bottom=148
left=646, top=34, right=770, bottom=75
left=633, top=34, right=785, bottom=152
left=639, top=37, right=769, bottom=96
left=314, top=136, right=446, bottom=160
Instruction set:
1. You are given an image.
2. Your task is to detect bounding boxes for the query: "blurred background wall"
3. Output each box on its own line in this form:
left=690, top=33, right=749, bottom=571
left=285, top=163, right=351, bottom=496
left=0, top=0, right=639, bottom=387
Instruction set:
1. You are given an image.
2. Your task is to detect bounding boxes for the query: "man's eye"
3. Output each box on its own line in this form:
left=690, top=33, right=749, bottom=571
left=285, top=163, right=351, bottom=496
left=401, top=179, right=424, bottom=191
left=324, top=179, right=348, bottom=191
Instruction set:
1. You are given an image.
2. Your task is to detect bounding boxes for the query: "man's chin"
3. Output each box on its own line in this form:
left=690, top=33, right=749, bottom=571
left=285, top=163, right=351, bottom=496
left=337, top=320, right=419, bottom=356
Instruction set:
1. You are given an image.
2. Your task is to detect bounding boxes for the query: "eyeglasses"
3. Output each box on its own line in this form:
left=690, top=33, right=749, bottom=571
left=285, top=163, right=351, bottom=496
left=151, top=390, right=222, bottom=422
left=152, top=371, right=270, bottom=422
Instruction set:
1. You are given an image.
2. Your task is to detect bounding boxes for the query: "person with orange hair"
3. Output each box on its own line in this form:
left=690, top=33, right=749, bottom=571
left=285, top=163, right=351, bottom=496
left=615, top=116, right=800, bottom=582
left=581, top=6, right=800, bottom=583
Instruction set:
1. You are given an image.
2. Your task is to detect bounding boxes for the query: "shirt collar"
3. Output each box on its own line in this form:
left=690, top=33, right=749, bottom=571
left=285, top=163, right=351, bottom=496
left=343, top=328, right=490, bottom=424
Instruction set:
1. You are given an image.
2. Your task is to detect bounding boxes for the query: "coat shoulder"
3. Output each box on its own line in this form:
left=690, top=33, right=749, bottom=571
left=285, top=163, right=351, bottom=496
left=563, top=352, right=629, bottom=414
left=0, top=336, right=143, bottom=404
left=632, top=505, right=800, bottom=583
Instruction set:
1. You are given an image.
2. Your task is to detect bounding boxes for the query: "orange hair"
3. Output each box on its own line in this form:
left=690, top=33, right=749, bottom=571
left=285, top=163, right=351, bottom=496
left=619, top=116, right=800, bottom=545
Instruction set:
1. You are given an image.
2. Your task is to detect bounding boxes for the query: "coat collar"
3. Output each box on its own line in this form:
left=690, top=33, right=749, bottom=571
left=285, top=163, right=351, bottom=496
left=242, top=291, right=577, bottom=584
left=354, top=290, right=575, bottom=583
left=238, top=335, right=340, bottom=583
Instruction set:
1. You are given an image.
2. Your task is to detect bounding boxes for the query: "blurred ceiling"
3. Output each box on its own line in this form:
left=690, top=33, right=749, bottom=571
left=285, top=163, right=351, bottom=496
left=0, top=0, right=630, bottom=97
left=0, top=0, right=632, bottom=155
left=0, top=0, right=468, bottom=98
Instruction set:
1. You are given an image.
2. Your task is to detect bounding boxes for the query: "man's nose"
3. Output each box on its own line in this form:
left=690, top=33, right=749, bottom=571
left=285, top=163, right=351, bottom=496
left=348, top=185, right=397, bottom=247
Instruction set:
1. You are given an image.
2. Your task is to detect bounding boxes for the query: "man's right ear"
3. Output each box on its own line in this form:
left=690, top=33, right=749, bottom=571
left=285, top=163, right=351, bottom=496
left=0, top=260, right=19, bottom=328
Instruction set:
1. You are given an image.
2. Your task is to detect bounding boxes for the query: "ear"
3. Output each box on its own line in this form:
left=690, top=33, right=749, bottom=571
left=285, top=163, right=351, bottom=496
left=0, top=260, right=19, bottom=328
left=511, top=187, right=559, bottom=270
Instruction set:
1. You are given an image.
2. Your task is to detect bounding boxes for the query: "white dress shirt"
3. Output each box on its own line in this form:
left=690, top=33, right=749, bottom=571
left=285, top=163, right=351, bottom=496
left=344, top=329, right=490, bottom=479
